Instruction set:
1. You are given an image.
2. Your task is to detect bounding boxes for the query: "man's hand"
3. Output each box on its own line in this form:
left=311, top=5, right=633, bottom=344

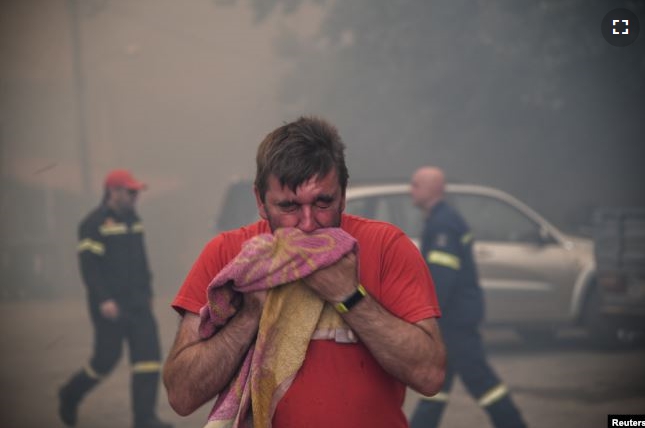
left=100, top=299, right=120, bottom=320
left=304, top=251, right=446, bottom=397
left=303, top=253, right=359, bottom=303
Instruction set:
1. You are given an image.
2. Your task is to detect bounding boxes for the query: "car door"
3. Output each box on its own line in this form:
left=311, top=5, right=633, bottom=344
left=447, top=192, right=580, bottom=324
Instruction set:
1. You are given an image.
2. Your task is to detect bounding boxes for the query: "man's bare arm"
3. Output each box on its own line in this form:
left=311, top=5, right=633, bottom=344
left=162, top=293, right=264, bottom=416
left=343, top=297, right=446, bottom=396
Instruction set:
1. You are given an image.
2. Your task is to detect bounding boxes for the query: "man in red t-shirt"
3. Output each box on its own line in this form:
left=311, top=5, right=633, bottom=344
left=163, top=116, right=446, bottom=428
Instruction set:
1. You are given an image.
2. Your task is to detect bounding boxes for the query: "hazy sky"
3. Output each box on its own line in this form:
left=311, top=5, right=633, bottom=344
left=2, top=0, right=324, bottom=191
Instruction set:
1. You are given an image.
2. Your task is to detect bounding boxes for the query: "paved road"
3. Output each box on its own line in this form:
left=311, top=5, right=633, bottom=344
left=1, top=296, right=643, bottom=427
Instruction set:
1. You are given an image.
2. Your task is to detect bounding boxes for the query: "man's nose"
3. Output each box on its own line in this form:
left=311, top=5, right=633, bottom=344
left=298, top=206, right=317, bottom=233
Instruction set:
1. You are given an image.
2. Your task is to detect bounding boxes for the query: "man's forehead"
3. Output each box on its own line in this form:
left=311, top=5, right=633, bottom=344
left=268, top=172, right=339, bottom=192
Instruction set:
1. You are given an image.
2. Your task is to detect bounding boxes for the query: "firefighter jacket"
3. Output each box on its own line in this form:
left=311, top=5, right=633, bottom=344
left=421, top=200, right=484, bottom=326
left=77, top=204, right=152, bottom=309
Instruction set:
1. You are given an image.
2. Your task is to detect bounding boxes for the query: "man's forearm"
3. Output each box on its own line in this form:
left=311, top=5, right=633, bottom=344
left=163, top=311, right=260, bottom=416
left=342, top=295, right=446, bottom=396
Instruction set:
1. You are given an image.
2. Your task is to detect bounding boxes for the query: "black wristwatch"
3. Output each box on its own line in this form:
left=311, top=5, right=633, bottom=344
left=334, top=284, right=367, bottom=313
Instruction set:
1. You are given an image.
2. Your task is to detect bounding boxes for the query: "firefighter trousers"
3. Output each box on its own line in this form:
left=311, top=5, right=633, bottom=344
left=61, top=300, right=162, bottom=424
left=410, top=324, right=526, bottom=428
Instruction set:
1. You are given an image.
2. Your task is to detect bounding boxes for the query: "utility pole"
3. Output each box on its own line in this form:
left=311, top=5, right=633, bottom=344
left=67, top=0, right=92, bottom=204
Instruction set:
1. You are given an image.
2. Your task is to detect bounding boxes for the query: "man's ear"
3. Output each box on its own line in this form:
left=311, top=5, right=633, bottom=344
left=254, top=186, right=268, bottom=220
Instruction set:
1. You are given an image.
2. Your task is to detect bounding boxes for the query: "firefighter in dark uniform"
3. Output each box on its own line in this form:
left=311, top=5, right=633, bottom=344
left=409, top=167, right=526, bottom=428
left=58, top=169, right=172, bottom=428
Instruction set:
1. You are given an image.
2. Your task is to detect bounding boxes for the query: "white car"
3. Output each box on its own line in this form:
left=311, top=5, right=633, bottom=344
left=344, top=183, right=597, bottom=341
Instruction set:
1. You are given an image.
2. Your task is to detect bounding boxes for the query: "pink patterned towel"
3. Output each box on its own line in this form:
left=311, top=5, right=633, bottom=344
left=198, top=227, right=358, bottom=428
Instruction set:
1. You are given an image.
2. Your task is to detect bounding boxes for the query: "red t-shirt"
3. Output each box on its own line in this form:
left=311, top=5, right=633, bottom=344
left=172, top=214, right=440, bottom=428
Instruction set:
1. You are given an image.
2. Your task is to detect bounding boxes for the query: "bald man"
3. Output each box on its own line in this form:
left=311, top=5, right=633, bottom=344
left=409, top=167, right=527, bottom=428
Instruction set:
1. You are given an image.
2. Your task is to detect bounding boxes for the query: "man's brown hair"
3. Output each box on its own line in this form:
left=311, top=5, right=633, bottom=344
left=254, top=116, right=349, bottom=202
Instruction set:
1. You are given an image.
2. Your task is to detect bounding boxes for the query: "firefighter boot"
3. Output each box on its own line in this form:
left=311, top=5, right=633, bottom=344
left=485, top=395, right=527, bottom=428
left=132, top=371, right=172, bottom=428
left=58, top=369, right=100, bottom=426
left=409, top=398, right=448, bottom=428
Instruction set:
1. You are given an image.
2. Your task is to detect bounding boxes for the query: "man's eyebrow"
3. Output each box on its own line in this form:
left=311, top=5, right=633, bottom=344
left=274, top=194, right=335, bottom=207
left=315, top=194, right=335, bottom=203
left=276, top=199, right=298, bottom=207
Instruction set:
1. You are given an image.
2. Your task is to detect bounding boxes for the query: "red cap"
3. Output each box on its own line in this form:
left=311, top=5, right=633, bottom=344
left=104, top=169, right=147, bottom=191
